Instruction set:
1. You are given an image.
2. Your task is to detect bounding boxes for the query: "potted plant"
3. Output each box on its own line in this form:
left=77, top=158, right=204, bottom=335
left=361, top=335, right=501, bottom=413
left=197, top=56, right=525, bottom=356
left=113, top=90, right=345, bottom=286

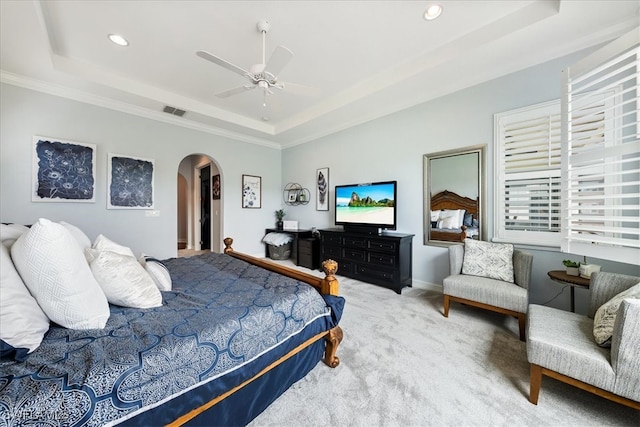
left=562, top=259, right=581, bottom=276
left=275, top=209, right=286, bottom=230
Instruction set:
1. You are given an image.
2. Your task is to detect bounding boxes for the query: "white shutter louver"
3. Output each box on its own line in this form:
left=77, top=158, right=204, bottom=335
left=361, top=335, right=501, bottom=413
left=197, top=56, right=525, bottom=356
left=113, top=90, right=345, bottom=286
left=561, top=29, right=640, bottom=265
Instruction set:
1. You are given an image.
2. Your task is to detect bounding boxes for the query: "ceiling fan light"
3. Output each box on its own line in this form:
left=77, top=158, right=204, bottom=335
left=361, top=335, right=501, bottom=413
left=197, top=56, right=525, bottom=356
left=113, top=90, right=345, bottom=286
left=108, top=34, right=129, bottom=46
left=423, top=4, right=443, bottom=21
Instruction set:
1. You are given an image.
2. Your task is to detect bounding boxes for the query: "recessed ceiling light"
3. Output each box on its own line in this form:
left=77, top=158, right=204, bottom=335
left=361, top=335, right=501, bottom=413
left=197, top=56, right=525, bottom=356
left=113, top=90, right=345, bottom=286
left=423, top=3, right=443, bottom=21
left=108, top=34, right=129, bottom=47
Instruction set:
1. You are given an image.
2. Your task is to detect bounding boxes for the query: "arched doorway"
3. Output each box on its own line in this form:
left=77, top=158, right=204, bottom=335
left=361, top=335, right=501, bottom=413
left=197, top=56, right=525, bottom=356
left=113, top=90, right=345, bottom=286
left=177, top=154, right=222, bottom=254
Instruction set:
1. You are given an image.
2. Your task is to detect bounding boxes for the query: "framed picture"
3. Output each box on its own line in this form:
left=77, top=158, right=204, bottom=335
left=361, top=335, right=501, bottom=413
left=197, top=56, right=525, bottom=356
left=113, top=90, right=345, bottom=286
left=212, top=174, right=220, bottom=200
left=242, top=174, right=261, bottom=208
left=107, top=153, right=155, bottom=209
left=288, top=192, right=297, bottom=203
left=316, top=167, right=329, bottom=211
left=32, top=135, right=96, bottom=202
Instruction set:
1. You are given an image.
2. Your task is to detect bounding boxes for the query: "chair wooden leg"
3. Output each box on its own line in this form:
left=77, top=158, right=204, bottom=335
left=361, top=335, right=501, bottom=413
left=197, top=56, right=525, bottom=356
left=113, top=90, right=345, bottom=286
left=518, top=313, right=526, bottom=342
left=443, top=294, right=450, bottom=317
left=529, top=364, right=542, bottom=405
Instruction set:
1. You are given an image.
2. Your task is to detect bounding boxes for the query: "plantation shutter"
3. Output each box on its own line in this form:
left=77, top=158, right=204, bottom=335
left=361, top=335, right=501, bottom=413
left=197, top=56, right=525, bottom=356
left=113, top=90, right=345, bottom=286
left=495, top=101, right=562, bottom=246
left=561, top=29, right=640, bottom=265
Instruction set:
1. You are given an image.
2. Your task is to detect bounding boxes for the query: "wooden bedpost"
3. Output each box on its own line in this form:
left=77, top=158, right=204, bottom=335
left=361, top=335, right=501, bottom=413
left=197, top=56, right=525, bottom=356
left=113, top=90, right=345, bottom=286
left=324, top=326, right=343, bottom=368
left=223, top=237, right=233, bottom=253
left=320, top=259, right=339, bottom=296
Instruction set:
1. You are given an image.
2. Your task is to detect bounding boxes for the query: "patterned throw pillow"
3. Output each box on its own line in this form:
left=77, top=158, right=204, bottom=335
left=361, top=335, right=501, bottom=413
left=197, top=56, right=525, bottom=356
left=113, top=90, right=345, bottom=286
left=462, top=239, right=514, bottom=283
left=593, top=282, right=640, bottom=347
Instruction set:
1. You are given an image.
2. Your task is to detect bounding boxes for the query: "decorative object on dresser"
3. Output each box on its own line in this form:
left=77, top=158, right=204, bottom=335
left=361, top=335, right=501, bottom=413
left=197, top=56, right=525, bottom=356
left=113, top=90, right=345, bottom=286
left=319, top=228, right=413, bottom=294
left=274, top=209, right=286, bottom=230
left=442, top=240, right=533, bottom=341
left=527, top=271, right=640, bottom=410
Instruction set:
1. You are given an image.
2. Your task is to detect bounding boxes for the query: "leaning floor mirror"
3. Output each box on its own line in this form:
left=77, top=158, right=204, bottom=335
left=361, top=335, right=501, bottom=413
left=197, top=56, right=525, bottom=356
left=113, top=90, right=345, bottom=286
left=423, top=145, right=486, bottom=246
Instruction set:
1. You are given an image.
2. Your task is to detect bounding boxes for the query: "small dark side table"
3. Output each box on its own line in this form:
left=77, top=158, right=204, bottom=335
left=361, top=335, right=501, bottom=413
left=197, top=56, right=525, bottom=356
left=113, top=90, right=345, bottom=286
left=547, top=270, right=590, bottom=313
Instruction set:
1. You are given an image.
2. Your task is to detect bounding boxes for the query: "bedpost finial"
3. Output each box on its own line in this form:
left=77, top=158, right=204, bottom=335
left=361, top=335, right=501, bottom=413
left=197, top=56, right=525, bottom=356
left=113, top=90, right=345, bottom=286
left=321, top=259, right=338, bottom=277
left=223, top=237, right=233, bottom=253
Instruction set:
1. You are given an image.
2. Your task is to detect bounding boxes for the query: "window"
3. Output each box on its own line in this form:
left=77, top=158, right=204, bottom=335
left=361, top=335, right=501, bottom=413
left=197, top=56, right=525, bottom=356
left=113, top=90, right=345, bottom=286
left=494, top=100, right=563, bottom=247
left=561, top=29, right=639, bottom=265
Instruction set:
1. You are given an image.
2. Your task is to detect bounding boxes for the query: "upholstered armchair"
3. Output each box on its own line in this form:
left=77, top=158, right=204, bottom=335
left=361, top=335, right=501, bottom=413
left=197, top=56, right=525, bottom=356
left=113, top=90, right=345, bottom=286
left=443, top=240, right=533, bottom=341
left=527, top=271, right=640, bottom=409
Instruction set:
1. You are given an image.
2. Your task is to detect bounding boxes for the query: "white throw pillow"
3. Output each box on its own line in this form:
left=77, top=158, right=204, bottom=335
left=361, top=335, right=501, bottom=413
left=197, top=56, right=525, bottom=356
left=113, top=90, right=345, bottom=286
left=10, top=218, right=110, bottom=330
left=462, top=239, right=514, bottom=283
left=0, top=244, right=50, bottom=358
left=93, top=234, right=136, bottom=258
left=139, top=254, right=172, bottom=291
left=88, top=249, right=162, bottom=309
left=593, top=282, right=640, bottom=347
left=0, top=223, right=29, bottom=249
left=437, top=215, right=459, bottom=230
left=430, top=210, right=440, bottom=222
left=60, top=221, right=91, bottom=251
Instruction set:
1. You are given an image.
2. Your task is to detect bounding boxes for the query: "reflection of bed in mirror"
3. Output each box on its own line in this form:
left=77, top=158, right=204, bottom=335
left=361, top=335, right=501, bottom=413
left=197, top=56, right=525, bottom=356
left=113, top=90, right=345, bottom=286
left=429, top=190, right=479, bottom=242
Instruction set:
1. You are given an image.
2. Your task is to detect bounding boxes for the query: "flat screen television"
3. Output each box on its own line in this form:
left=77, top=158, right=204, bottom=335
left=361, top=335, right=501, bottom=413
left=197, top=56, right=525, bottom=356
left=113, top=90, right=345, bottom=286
left=335, top=180, right=397, bottom=233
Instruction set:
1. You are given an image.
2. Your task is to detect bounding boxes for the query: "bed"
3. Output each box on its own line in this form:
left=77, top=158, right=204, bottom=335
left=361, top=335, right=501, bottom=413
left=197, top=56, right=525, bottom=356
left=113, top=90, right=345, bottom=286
left=0, top=231, right=344, bottom=426
left=429, top=190, right=479, bottom=242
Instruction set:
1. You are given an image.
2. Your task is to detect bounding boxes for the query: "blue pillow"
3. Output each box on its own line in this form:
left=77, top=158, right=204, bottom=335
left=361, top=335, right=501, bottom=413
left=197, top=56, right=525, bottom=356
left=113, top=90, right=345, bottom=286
left=463, top=213, right=474, bottom=227
left=1, top=339, right=29, bottom=362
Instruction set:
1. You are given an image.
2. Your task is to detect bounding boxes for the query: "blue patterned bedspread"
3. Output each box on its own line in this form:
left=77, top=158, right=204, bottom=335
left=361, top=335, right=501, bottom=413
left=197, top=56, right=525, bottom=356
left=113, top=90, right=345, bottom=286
left=0, top=253, right=342, bottom=426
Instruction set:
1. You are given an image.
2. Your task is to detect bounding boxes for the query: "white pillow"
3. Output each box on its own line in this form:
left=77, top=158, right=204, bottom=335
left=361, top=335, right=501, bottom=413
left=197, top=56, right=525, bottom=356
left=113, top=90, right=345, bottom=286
left=60, top=221, right=91, bottom=251
left=88, top=249, right=162, bottom=309
left=462, top=239, right=514, bottom=283
left=437, top=215, right=459, bottom=230
left=437, top=209, right=465, bottom=229
left=430, top=210, right=440, bottom=222
left=93, top=234, right=135, bottom=258
left=0, top=223, right=29, bottom=249
left=139, top=254, right=172, bottom=291
left=593, top=282, right=640, bottom=347
left=11, top=218, right=110, bottom=330
left=0, top=244, right=50, bottom=357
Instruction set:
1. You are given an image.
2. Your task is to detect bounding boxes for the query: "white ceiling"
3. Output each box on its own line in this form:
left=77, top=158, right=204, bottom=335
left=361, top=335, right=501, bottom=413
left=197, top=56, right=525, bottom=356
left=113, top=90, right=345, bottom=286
left=1, top=1, right=638, bottom=148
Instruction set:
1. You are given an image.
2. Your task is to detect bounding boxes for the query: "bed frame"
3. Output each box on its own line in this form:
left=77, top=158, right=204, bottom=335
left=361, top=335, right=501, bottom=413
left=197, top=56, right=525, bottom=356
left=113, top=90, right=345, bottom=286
left=167, top=237, right=343, bottom=426
left=430, top=190, right=478, bottom=242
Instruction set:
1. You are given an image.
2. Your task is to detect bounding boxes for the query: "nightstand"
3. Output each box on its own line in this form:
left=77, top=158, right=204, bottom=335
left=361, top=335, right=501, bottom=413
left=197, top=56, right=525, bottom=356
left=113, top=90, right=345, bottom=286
left=297, top=237, right=319, bottom=270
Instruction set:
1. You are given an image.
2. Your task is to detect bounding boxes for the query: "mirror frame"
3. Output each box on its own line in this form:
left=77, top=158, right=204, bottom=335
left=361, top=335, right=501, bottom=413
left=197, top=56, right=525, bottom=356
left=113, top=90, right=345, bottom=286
left=423, top=144, right=486, bottom=246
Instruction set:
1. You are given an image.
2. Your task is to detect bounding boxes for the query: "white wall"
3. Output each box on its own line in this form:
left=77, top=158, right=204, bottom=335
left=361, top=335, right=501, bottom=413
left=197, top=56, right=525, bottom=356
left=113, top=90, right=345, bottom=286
left=281, top=48, right=639, bottom=312
left=0, top=84, right=281, bottom=259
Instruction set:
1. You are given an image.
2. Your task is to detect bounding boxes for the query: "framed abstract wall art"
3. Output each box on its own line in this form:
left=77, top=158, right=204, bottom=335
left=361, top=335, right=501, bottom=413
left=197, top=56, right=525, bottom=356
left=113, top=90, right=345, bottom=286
left=242, top=174, right=261, bottom=208
left=107, top=153, right=155, bottom=209
left=212, top=174, right=221, bottom=200
left=32, top=135, right=96, bottom=203
left=316, top=167, right=329, bottom=211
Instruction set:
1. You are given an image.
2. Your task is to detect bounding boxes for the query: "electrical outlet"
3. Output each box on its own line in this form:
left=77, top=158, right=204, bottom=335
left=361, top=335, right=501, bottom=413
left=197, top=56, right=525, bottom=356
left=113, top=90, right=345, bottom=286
left=145, top=210, right=160, bottom=217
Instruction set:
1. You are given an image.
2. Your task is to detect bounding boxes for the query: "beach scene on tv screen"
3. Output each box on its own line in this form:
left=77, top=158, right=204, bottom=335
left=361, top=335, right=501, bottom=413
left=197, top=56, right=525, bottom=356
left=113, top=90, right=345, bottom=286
left=335, top=183, right=395, bottom=225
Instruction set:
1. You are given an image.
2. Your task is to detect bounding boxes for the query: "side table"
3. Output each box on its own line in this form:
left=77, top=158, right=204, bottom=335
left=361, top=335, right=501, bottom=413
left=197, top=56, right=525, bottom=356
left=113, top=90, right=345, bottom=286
left=547, top=270, right=590, bottom=313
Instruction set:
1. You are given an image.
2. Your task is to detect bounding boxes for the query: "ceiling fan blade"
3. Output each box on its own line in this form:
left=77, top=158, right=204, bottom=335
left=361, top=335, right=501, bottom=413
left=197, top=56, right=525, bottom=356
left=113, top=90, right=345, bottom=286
left=265, top=45, right=294, bottom=78
left=279, top=81, right=320, bottom=96
left=196, top=50, right=250, bottom=77
left=215, top=85, right=256, bottom=98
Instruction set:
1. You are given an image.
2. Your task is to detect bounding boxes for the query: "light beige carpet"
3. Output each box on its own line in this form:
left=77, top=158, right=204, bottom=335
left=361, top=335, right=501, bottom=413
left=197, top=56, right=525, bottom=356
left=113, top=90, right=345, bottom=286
left=248, top=266, right=639, bottom=426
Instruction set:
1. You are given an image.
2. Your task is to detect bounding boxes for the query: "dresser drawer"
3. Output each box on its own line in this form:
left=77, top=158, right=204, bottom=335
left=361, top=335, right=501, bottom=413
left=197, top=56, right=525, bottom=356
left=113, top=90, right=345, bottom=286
left=343, top=248, right=366, bottom=262
left=356, top=265, right=397, bottom=283
left=298, top=238, right=317, bottom=255
left=342, top=236, right=367, bottom=248
left=321, top=233, right=342, bottom=245
left=367, top=238, right=397, bottom=253
left=367, top=252, right=396, bottom=267
left=322, top=244, right=342, bottom=258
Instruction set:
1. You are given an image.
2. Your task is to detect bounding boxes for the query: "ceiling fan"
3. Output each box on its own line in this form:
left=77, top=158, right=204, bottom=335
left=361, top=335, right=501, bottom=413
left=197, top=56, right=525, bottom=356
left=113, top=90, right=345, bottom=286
left=197, top=20, right=313, bottom=106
